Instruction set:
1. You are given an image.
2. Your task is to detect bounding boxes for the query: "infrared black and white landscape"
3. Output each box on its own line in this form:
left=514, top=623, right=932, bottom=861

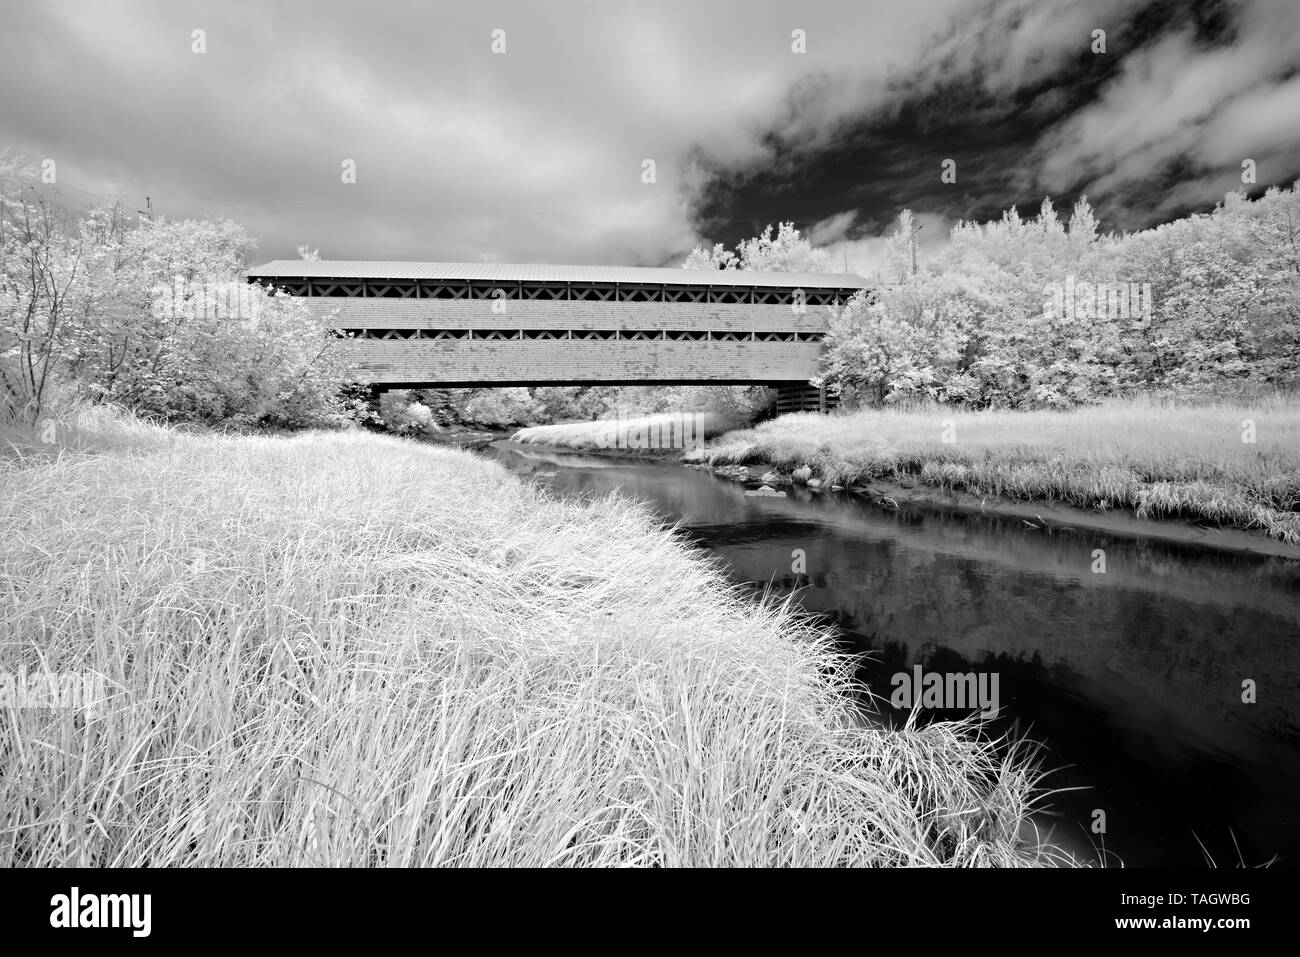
left=0, top=0, right=1296, bottom=936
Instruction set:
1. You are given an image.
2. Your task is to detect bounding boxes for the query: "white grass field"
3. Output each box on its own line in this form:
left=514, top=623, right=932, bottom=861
left=0, top=408, right=1074, bottom=867
left=689, top=396, right=1300, bottom=544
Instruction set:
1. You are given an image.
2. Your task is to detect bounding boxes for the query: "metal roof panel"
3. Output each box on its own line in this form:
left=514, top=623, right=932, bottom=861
left=245, top=260, right=871, bottom=289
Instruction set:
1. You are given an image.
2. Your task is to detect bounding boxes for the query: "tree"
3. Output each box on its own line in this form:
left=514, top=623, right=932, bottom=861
left=0, top=153, right=86, bottom=424
left=683, top=222, right=831, bottom=273
left=460, top=388, right=540, bottom=427
left=1, top=151, right=360, bottom=430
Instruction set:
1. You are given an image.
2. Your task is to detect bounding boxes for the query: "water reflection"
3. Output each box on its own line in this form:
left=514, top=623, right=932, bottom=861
left=489, top=441, right=1300, bottom=867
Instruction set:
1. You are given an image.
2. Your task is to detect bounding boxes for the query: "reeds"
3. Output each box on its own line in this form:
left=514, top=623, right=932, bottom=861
left=0, top=409, right=1076, bottom=866
left=690, top=396, right=1300, bottom=543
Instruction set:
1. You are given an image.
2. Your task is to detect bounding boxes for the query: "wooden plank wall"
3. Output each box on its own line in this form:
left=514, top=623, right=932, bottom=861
left=297, top=298, right=834, bottom=334
left=341, top=339, right=824, bottom=384
left=287, top=292, right=837, bottom=386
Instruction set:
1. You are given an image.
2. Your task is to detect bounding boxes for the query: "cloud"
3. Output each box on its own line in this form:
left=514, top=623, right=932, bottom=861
left=820, top=210, right=954, bottom=280
left=0, top=0, right=1294, bottom=265
left=0, top=0, right=981, bottom=264
left=808, top=210, right=858, bottom=245
left=1034, top=0, right=1300, bottom=225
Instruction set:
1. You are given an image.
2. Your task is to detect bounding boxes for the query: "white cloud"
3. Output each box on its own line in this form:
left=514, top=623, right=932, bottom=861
left=0, top=0, right=1294, bottom=262
left=808, top=210, right=858, bottom=245
left=1035, top=0, right=1300, bottom=221
left=0, top=0, right=994, bottom=262
left=821, top=210, right=954, bottom=279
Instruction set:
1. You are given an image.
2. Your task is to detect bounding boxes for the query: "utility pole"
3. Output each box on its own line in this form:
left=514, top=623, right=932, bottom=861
left=910, top=222, right=923, bottom=276
left=1288, top=208, right=1297, bottom=275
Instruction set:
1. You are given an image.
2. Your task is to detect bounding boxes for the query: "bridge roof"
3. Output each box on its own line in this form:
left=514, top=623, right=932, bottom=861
left=246, top=260, right=871, bottom=290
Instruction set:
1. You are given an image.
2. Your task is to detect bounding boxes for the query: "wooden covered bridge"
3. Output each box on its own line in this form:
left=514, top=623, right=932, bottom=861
left=245, top=261, right=872, bottom=412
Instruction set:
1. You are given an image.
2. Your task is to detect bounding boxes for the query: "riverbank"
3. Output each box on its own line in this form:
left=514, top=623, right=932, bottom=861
left=0, top=408, right=1074, bottom=867
left=487, top=438, right=1300, bottom=866
left=689, top=461, right=1300, bottom=559
left=684, top=396, right=1300, bottom=546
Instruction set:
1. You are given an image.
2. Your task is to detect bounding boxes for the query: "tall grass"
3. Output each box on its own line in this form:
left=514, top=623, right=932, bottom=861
left=1, top=393, right=179, bottom=462
left=0, top=410, right=1075, bottom=866
left=690, top=395, right=1300, bottom=544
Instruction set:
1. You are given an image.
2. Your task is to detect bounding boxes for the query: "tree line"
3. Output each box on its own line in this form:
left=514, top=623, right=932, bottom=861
left=5, top=145, right=1295, bottom=437
left=817, top=187, right=1300, bottom=407
left=1, top=153, right=357, bottom=430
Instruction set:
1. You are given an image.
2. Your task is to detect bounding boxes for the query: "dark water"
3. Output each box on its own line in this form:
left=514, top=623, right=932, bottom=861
left=489, top=441, right=1300, bottom=868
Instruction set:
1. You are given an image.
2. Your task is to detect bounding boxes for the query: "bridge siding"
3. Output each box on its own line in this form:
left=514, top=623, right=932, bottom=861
left=344, top=339, right=824, bottom=384
left=297, top=298, right=832, bottom=334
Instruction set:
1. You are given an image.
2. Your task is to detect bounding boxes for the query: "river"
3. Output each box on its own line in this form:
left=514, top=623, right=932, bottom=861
left=488, top=439, right=1300, bottom=868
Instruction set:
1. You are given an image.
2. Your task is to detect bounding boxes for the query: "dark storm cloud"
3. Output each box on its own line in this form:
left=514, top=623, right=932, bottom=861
left=1, top=0, right=1296, bottom=269
left=693, top=0, right=1300, bottom=265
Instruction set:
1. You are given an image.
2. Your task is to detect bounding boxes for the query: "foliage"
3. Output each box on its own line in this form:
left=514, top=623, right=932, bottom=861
left=460, top=387, right=540, bottom=428
left=683, top=221, right=831, bottom=273
left=0, top=152, right=358, bottom=429
left=817, top=186, right=1300, bottom=408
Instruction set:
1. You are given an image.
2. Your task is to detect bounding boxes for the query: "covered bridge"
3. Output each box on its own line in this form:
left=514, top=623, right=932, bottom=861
left=245, top=261, right=872, bottom=411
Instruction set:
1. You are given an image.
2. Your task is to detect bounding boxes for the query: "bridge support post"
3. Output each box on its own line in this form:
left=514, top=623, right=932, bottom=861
left=774, top=382, right=816, bottom=413
left=775, top=382, right=831, bottom=415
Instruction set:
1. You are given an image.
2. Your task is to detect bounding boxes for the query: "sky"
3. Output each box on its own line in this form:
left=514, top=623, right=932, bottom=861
left=1, top=0, right=1297, bottom=276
